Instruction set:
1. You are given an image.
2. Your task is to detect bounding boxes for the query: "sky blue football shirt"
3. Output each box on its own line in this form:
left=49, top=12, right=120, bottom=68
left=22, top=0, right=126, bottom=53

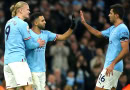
left=101, top=23, right=129, bottom=72
left=4, top=16, right=31, bottom=64
left=26, top=29, right=57, bottom=72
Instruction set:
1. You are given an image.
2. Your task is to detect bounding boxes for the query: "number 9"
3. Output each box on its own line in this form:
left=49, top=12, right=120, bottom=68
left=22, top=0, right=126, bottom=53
left=5, top=25, right=10, bottom=40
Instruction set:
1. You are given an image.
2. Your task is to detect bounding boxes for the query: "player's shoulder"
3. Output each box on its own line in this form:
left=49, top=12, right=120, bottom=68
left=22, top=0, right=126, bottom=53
left=19, top=19, right=28, bottom=25
left=14, top=16, right=28, bottom=26
left=105, top=25, right=114, bottom=32
left=6, top=17, right=16, bottom=24
left=109, top=25, right=115, bottom=29
left=119, top=24, right=129, bottom=32
left=106, top=25, right=114, bottom=31
left=41, top=30, right=50, bottom=34
left=120, top=23, right=128, bottom=28
left=5, top=17, right=18, bottom=27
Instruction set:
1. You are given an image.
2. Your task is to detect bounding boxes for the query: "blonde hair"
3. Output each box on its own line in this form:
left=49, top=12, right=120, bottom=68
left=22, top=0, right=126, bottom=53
left=10, top=1, right=28, bottom=17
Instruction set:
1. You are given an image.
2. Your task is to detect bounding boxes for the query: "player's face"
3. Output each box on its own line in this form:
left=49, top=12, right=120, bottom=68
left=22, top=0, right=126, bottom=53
left=37, top=16, right=46, bottom=30
left=108, top=9, right=116, bottom=23
left=21, top=4, right=30, bottom=19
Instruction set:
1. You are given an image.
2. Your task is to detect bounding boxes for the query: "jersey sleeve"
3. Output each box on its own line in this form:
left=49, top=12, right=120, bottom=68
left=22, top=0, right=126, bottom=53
left=47, top=31, right=57, bottom=42
left=101, top=27, right=111, bottom=38
left=25, top=38, right=39, bottom=49
left=118, top=27, right=129, bottom=42
left=19, top=22, right=31, bottom=40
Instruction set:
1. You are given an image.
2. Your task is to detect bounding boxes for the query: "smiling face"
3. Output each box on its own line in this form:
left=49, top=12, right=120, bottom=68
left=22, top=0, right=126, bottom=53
left=36, top=16, right=46, bottom=30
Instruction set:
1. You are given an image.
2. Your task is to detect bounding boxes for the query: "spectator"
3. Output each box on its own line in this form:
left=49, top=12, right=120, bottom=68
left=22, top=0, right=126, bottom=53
left=50, top=41, right=70, bottom=74
left=47, top=74, right=57, bottom=90
left=117, top=73, right=128, bottom=90
left=90, top=48, right=105, bottom=71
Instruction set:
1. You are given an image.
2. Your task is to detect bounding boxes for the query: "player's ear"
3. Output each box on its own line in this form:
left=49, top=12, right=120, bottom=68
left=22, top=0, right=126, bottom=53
left=115, top=14, right=119, bottom=18
left=17, top=8, right=22, bottom=14
left=34, top=20, right=38, bottom=26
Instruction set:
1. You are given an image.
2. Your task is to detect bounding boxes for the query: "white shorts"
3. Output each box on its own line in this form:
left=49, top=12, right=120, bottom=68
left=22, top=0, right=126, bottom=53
left=32, top=72, right=46, bottom=90
left=96, top=69, right=122, bottom=89
left=4, top=62, right=33, bottom=89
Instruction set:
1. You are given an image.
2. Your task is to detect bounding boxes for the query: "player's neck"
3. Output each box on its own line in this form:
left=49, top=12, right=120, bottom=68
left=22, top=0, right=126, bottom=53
left=16, top=14, right=25, bottom=20
left=114, top=19, right=123, bottom=27
left=32, top=26, right=41, bottom=34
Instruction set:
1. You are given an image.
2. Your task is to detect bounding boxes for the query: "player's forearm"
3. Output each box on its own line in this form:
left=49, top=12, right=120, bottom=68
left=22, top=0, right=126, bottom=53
left=83, top=23, right=102, bottom=38
left=57, top=28, right=73, bottom=40
left=25, top=38, right=39, bottom=49
left=63, top=28, right=73, bottom=40
left=112, top=48, right=129, bottom=65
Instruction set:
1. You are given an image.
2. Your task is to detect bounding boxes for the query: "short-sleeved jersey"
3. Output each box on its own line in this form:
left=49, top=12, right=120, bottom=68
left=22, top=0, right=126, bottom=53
left=4, top=16, right=31, bottom=65
left=101, top=23, right=129, bottom=72
left=26, top=29, right=57, bottom=72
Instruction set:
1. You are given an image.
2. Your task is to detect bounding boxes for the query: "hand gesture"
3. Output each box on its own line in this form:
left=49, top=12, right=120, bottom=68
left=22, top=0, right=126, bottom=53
left=37, top=38, right=45, bottom=47
left=70, top=14, right=76, bottom=29
left=80, top=10, right=86, bottom=24
left=105, top=63, right=115, bottom=77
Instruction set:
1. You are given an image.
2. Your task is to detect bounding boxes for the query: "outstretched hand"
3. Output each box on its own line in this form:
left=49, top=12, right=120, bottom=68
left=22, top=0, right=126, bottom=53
left=80, top=10, right=86, bottom=24
left=70, top=13, right=76, bottom=30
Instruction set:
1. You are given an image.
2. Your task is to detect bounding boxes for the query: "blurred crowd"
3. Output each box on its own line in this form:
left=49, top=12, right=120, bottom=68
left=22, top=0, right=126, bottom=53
left=0, top=0, right=130, bottom=90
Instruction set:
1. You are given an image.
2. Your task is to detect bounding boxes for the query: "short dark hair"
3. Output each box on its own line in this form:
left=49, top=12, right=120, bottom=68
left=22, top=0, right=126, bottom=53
left=110, top=4, right=125, bottom=19
left=30, top=12, right=43, bottom=23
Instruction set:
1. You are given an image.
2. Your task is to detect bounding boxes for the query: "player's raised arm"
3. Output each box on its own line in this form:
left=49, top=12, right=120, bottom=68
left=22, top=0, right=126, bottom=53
left=80, top=10, right=102, bottom=38
left=56, top=14, right=76, bottom=40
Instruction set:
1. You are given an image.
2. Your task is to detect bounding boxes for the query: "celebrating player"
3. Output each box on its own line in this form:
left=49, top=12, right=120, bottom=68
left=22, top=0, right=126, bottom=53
left=26, top=12, right=76, bottom=90
left=80, top=4, right=129, bottom=90
left=4, top=1, right=44, bottom=90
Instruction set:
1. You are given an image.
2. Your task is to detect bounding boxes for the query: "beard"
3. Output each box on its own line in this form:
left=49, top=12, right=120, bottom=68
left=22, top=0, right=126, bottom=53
left=38, top=25, right=45, bottom=30
left=109, top=16, right=116, bottom=24
left=110, top=18, right=115, bottom=24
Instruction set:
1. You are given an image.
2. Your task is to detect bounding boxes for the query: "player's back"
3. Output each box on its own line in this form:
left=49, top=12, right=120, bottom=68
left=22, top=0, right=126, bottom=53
left=4, top=16, right=29, bottom=64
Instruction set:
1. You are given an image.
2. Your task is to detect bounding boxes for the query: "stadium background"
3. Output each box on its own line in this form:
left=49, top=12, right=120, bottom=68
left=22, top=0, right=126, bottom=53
left=0, top=0, right=130, bottom=90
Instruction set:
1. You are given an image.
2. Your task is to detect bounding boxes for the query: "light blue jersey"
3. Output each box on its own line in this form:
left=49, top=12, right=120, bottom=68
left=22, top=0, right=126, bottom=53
left=101, top=23, right=129, bottom=72
left=4, top=16, right=31, bottom=65
left=26, top=29, right=57, bottom=72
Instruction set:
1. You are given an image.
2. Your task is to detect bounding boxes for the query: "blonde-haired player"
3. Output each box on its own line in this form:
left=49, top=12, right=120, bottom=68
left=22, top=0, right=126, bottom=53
left=4, top=1, right=44, bottom=90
